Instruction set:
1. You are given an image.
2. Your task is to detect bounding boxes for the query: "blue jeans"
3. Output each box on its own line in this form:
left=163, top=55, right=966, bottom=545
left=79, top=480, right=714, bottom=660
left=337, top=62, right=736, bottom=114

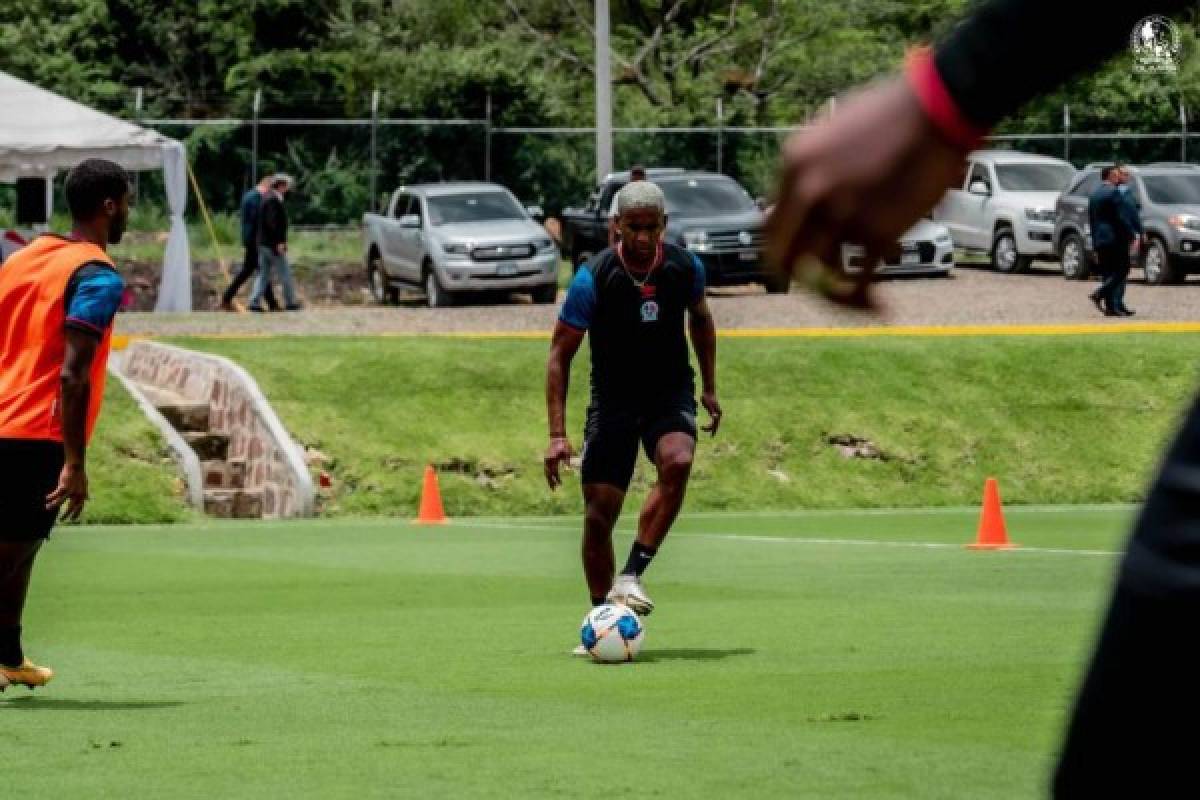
left=250, top=246, right=298, bottom=309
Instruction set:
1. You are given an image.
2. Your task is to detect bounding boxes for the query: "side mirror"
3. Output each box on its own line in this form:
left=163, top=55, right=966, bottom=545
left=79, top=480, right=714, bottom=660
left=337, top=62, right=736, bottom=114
left=399, top=214, right=421, bottom=229
left=526, top=205, right=546, bottom=222
left=968, top=181, right=991, bottom=196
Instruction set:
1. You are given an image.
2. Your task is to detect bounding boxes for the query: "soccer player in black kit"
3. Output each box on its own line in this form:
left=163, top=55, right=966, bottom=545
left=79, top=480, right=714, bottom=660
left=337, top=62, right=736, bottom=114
left=765, top=1, right=1197, bottom=795
left=545, top=180, right=721, bottom=634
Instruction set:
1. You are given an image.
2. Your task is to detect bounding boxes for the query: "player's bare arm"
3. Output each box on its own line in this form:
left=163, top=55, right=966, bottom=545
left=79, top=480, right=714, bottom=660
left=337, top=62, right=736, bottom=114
left=46, top=328, right=98, bottom=521
left=687, top=296, right=721, bottom=436
left=545, top=320, right=586, bottom=489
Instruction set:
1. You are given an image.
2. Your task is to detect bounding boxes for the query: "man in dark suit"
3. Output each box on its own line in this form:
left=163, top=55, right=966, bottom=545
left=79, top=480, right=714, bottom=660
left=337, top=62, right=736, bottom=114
left=1088, top=165, right=1143, bottom=317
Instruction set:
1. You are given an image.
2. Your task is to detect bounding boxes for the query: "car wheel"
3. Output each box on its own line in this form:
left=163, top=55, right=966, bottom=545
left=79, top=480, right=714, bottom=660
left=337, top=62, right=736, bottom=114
left=368, top=251, right=398, bottom=305
left=532, top=283, right=558, bottom=304
left=1143, top=236, right=1175, bottom=286
left=1059, top=233, right=1090, bottom=280
left=424, top=268, right=455, bottom=308
left=991, top=228, right=1031, bottom=273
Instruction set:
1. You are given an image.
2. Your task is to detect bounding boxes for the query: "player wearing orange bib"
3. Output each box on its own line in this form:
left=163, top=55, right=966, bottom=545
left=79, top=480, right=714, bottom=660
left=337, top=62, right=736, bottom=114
left=0, top=159, right=130, bottom=690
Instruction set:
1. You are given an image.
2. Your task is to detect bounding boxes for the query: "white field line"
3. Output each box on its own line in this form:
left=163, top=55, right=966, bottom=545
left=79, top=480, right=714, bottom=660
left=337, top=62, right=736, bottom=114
left=474, top=503, right=1138, bottom=522
left=461, top=521, right=1122, bottom=557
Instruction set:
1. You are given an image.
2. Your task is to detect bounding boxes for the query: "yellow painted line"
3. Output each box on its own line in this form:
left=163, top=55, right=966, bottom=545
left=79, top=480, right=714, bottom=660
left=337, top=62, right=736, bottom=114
left=116, top=321, right=1200, bottom=341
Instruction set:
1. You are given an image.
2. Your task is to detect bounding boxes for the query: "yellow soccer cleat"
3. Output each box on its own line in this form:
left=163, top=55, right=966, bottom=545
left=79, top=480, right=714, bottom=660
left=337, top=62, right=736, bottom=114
left=0, top=659, right=54, bottom=690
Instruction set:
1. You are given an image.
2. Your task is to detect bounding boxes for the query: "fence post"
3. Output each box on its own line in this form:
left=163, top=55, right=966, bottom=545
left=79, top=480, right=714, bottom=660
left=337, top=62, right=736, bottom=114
left=485, top=91, right=493, bottom=182
left=1182, top=102, right=1188, bottom=162
left=251, top=88, right=262, bottom=185
left=370, top=88, right=381, bottom=212
left=716, top=97, right=724, bottom=174
left=134, top=87, right=144, bottom=198
left=1063, top=103, right=1070, bottom=163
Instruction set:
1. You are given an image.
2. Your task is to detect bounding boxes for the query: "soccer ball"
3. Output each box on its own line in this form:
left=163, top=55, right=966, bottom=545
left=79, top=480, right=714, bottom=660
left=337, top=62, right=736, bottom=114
left=580, top=603, right=644, bottom=663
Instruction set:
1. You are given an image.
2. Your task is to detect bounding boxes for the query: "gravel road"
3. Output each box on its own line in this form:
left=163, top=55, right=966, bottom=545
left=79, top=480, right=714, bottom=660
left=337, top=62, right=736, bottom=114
left=116, top=261, right=1200, bottom=337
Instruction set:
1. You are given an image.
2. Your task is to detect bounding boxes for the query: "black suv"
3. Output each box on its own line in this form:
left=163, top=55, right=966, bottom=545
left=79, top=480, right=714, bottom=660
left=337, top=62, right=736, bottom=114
left=561, top=169, right=787, bottom=292
left=1054, top=163, right=1200, bottom=284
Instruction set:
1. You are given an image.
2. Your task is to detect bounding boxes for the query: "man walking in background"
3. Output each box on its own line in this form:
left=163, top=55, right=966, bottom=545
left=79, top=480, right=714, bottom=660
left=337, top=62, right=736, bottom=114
left=1087, top=165, right=1142, bottom=316
left=221, top=173, right=278, bottom=312
left=0, top=158, right=130, bottom=690
left=249, top=174, right=301, bottom=312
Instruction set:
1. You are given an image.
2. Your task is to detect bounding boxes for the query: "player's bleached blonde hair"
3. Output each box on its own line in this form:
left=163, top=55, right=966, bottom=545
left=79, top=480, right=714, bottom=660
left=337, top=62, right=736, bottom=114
left=616, top=181, right=665, bottom=216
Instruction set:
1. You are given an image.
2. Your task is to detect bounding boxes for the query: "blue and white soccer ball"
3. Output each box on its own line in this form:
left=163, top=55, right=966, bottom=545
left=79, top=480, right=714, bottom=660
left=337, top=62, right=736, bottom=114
left=580, top=603, right=644, bottom=663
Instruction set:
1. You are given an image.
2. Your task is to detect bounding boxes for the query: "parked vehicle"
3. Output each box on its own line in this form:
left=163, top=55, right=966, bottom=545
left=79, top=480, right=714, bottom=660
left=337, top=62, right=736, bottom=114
left=842, top=219, right=956, bottom=276
left=362, top=182, right=559, bottom=308
left=561, top=169, right=788, bottom=293
left=932, top=150, right=1075, bottom=273
left=1055, top=163, right=1200, bottom=284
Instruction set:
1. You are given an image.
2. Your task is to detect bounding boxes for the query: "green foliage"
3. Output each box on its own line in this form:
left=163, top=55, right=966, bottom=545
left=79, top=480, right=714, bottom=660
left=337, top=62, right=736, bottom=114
left=2, top=1, right=1199, bottom=220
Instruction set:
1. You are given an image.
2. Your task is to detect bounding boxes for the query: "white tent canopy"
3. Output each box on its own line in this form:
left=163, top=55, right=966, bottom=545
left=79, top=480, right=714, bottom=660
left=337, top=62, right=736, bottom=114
left=0, top=70, right=191, bottom=311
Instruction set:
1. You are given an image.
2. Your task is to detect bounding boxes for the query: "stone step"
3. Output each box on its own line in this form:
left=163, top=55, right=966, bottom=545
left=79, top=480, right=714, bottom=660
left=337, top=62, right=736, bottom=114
left=203, top=489, right=264, bottom=519
left=201, top=459, right=246, bottom=490
left=156, top=401, right=211, bottom=433
left=184, top=432, right=230, bottom=461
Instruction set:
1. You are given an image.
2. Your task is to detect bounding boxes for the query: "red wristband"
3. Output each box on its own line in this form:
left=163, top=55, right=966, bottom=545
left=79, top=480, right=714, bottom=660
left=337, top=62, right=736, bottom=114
left=903, top=46, right=989, bottom=152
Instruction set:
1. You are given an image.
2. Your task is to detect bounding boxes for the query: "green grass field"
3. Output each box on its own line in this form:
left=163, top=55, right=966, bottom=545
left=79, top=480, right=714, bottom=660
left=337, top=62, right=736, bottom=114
left=6, top=507, right=1132, bottom=798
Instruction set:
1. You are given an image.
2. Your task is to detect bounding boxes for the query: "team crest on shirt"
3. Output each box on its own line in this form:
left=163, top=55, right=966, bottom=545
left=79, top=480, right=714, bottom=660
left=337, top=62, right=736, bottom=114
left=640, top=300, right=659, bottom=322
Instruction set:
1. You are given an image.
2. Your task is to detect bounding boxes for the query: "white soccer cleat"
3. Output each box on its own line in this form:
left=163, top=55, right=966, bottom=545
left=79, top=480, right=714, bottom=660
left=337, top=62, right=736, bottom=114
left=607, top=575, right=654, bottom=616
left=572, top=644, right=589, bottom=657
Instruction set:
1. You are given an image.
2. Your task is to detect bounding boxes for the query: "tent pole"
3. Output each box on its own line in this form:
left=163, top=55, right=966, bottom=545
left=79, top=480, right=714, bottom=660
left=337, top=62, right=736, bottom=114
left=185, top=157, right=229, bottom=290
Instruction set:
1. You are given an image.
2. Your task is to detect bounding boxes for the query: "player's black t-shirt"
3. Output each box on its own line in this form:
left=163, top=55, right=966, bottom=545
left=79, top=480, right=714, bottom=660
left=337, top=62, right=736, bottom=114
left=559, top=243, right=705, bottom=408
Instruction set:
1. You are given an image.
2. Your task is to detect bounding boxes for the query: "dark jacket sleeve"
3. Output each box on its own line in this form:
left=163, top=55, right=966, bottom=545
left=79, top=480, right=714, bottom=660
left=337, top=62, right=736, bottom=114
left=258, top=196, right=288, bottom=248
left=935, top=1, right=1193, bottom=129
left=1118, top=191, right=1144, bottom=238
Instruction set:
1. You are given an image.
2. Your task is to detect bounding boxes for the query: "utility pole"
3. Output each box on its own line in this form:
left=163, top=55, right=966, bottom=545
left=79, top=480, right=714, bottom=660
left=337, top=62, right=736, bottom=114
left=251, top=88, right=262, bottom=185
left=595, top=0, right=613, bottom=181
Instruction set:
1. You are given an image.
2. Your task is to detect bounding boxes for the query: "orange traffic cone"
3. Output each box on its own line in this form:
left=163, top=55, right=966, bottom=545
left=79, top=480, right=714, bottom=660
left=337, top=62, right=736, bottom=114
left=413, top=465, right=448, bottom=525
left=968, top=477, right=1015, bottom=550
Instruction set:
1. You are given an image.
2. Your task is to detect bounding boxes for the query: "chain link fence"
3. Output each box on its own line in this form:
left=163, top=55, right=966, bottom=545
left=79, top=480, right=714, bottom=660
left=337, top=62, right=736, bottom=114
left=125, top=113, right=1199, bottom=226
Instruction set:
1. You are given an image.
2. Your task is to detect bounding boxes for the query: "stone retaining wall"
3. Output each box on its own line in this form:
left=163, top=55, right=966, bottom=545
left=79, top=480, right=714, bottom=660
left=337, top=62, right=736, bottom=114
left=121, top=341, right=315, bottom=518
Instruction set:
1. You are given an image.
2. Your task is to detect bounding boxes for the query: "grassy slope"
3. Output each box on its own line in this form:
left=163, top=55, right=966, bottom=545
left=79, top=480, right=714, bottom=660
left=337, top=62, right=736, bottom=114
left=5, top=510, right=1127, bottom=798
left=77, top=378, right=194, bottom=525
left=170, top=334, right=1200, bottom=518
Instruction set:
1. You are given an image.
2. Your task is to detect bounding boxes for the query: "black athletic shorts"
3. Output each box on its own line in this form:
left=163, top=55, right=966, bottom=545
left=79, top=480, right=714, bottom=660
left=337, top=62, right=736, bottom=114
left=580, top=391, right=698, bottom=491
left=0, top=439, right=66, bottom=541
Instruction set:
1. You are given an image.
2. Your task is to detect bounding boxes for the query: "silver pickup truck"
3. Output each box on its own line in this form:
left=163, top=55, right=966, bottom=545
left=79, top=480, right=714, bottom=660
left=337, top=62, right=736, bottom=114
left=363, top=182, right=560, bottom=307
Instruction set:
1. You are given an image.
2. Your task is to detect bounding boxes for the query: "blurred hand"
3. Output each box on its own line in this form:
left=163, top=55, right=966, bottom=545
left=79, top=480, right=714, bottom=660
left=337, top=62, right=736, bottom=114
left=277, top=243, right=288, bottom=256
left=700, top=391, right=723, bottom=437
left=544, top=436, right=574, bottom=490
left=46, top=462, right=88, bottom=522
left=767, top=77, right=968, bottom=309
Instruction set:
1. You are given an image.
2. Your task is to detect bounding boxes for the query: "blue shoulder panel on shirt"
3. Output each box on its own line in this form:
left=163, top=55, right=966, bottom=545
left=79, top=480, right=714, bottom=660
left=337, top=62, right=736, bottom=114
left=65, top=263, right=125, bottom=335
left=559, top=266, right=597, bottom=331
left=690, top=253, right=707, bottom=305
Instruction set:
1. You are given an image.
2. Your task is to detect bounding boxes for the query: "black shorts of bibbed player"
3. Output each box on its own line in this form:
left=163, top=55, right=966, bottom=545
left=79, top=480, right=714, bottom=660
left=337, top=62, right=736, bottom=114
left=0, top=439, right=66, bottom=540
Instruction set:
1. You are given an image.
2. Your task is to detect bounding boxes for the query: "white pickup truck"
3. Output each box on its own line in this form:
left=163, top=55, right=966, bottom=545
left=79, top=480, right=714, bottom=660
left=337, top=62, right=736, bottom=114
left=931, top=150, right=1075, bottom=273
left=362, top=182, right=560, bottom=307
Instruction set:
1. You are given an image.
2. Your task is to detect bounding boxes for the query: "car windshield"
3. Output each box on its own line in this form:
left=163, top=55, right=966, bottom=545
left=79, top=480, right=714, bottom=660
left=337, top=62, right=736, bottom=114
left=1143, top=174, right=1200, bottom=205
left=994, top=163, right=1075, bottom=191
left=427, top=192, right=525, bottom=225
left=657, top=177, right=756, bottom=216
